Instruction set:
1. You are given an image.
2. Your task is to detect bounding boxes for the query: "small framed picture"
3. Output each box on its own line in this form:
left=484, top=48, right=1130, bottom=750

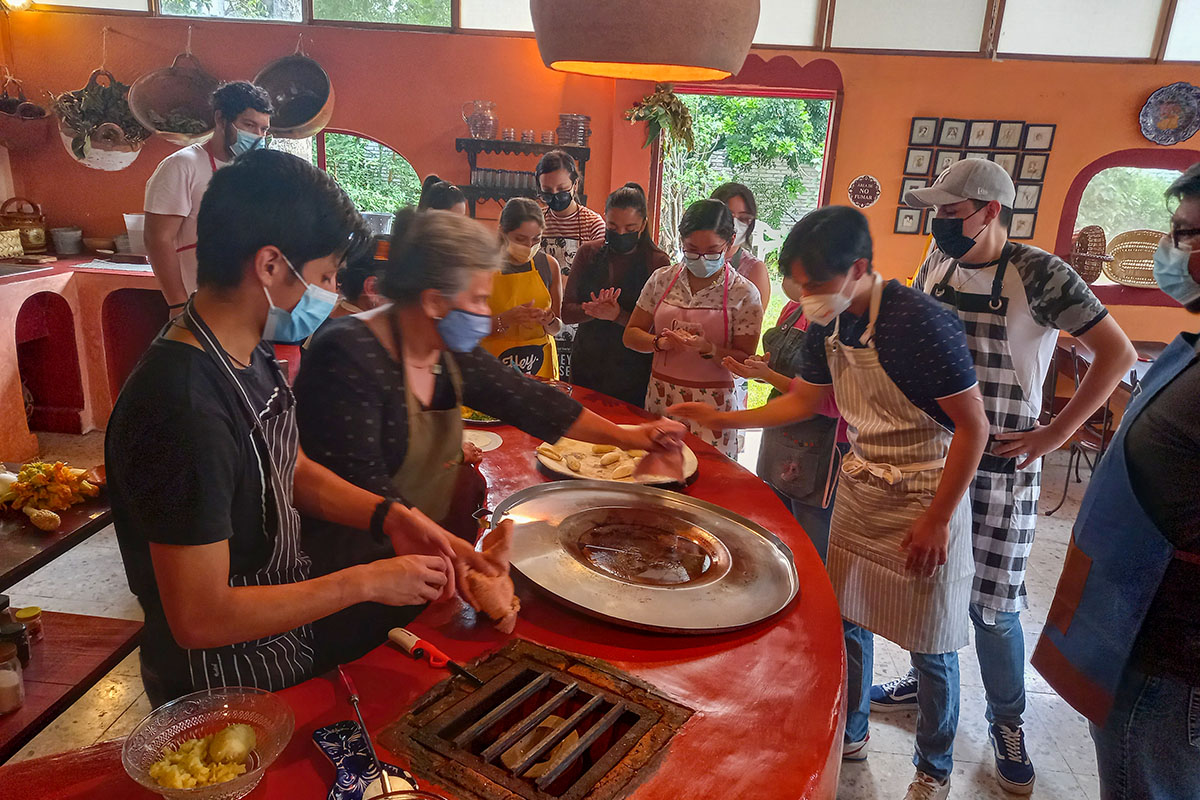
left=939, top=118, right=967, bottom=147
left=1023, top=124, right=1056, bottom=150
left=1019, top=153, right=1048, bottom=181
left=895, top=207, right=923, bottom=234
left=900, top=177, right=928, bottom=204
left=991, top=152, right=1019, bottom=178
left=964, top=151, right=990, bottom=161
left=1010, top=212, right=1037, bottom=239
left=1014, top=183, right=1042, bottom=211
left=924, top=212, right=935, bottom=236
left=995, top=120, right=1025, bottom=149
left=905, top=148, right=933, bottom=175
left=910, top=117, right=940, bottom=146
left=967, top=120, right=997, bottom=148
left=934, top=150, right=963, bottom=174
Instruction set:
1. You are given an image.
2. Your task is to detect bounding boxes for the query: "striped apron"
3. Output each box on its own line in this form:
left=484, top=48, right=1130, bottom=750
left=179, top=301, right=317, bottom=692
left=826, top=274, right=974, bottom=653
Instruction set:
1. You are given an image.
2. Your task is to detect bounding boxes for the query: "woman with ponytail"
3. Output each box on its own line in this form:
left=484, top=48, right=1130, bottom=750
left=417, top=174, right=467, bottom=215
left=563, top=182, right=671, bottom=405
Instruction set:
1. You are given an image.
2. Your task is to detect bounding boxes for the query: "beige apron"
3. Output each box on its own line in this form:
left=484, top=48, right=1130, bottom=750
left=825, top=274, right=973, bottom=653
left=391, top=355, right=465, bottom=524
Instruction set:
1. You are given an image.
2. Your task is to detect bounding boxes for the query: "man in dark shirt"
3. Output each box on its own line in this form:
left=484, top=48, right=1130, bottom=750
left=107, top=150, right=491, bottom=705
left=1033, top=162, right=1200, bottom=800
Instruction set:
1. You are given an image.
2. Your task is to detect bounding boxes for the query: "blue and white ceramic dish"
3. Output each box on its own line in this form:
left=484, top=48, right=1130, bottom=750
left=313, top=720, right=418, bottom=800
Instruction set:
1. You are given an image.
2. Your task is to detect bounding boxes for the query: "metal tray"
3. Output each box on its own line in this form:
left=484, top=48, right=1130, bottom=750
left=490, top=481, right=799, bottom=634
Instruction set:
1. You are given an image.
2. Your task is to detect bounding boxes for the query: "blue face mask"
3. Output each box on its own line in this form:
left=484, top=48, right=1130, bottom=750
left=437, top=308, right=493, bottom=353
left=1152, top=237, right=1200, bottom=306
left=262, top=256, right=338, bottom=342
left=684, top=252, right=725, bottom=279
left=230, top=127, right=266, bottom=157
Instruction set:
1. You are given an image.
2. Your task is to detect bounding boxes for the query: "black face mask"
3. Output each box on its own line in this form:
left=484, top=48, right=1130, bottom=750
left=542, top=189, right=574, bottom=213
left=930, top=205, right=987, bottom=260
left=605, top=228, right=639, bottom=254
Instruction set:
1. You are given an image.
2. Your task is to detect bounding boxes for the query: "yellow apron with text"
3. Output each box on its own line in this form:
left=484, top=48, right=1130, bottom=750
left=481, top=262, right=558, bottom=379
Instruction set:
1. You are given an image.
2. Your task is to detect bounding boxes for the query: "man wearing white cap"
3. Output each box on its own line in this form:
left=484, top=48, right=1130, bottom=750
left=871, top=158, right=1135, bottom=794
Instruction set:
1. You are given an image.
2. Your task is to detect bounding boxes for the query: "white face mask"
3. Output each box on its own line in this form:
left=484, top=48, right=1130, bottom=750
left=797, top=272, right=858, bottom=327
left=733, top=218, right=749, bottom=247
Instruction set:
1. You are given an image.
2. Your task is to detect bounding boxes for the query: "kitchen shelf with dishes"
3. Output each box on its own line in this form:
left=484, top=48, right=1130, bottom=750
left=454, top=137, right=590, bottom=216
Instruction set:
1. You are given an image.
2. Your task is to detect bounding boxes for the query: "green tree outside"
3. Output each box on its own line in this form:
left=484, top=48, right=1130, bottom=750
left=658, top=93, right=829, bottom=258
left=320, top=133, right=422, bottom=213
left=1076, top=166, right=1182, bottom=236
left=311, top=0, right=448, bottom=24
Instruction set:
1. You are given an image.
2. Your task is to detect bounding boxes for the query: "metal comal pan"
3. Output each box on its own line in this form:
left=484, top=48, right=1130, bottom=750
left=491, top=480, right=799, bottom=634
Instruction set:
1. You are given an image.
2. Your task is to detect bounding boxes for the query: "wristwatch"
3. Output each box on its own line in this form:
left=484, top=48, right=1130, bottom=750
left=699, top=343, right=716, bottom=360
left=370, top=498, right=399, bottom=538
left=653, top=332, right=667, bottom=352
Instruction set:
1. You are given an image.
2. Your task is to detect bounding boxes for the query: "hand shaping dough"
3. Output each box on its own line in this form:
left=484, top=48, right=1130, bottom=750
left=464, top=520, right=520, bottom=634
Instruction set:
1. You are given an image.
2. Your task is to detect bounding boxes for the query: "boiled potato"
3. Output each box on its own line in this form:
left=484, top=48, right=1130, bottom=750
left=208, top=723, right=256, bottom=764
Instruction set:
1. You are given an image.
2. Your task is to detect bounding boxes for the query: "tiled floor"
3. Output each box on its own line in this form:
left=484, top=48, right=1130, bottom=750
left=4, top=437, right=1102, bottom=799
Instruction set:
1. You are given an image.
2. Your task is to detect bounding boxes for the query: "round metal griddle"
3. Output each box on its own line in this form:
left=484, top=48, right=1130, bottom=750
left=492, top=481, right=799, bottom=634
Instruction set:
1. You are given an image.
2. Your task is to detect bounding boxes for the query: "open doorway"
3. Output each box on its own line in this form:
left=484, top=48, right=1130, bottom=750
left=656, top=90, right=833, bottom=409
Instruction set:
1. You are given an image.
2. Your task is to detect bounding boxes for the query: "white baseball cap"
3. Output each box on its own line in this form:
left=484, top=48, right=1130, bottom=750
left=904, top=158, right=1016, bottom=209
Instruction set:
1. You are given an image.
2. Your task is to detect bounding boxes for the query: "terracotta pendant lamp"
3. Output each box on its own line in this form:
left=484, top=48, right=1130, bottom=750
left=530, top=0, right=759, bottom=82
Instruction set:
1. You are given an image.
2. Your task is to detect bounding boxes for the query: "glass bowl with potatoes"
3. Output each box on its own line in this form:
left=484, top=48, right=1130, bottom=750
left=122, top=686, right=294, bottom=800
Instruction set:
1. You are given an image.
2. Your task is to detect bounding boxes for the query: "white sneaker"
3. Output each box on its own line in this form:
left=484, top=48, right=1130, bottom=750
left=904, top=771, right=950, bottom=800
left=842, top=734, right=869, bottom=762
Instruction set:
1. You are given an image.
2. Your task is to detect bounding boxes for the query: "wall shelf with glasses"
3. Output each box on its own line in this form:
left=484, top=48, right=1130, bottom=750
left=454, top=138, right=590, bottom=216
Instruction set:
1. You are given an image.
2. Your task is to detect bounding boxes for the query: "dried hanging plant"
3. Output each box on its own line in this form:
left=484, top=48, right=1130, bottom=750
left=625, top=83, right=694, bottom=152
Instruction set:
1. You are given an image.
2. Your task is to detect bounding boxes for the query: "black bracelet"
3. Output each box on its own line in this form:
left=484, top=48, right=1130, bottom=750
left=369, top=498, right=398, bottom=539
left=167, top=302, right=187, bottom=310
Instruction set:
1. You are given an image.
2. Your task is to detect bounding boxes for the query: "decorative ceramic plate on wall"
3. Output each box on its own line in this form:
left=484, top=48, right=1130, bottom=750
left=1139, top=82, right=1200, bottom=145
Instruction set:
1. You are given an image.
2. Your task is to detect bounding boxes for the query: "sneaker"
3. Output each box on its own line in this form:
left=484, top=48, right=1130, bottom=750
left=904, top=771, right=950, bottom=800
left=990, top=723, right=1035, bottom=794
left=870, top=667, right=918, bottom=712
left=842, top=734, right=869, bottom=762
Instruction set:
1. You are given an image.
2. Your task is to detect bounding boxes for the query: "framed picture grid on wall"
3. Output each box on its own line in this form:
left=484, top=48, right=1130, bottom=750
left=899, top=116, right=1056, bottom=241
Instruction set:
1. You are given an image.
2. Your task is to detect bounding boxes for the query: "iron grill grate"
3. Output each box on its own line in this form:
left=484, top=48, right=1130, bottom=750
left=380, top=639, right=693, bottom=800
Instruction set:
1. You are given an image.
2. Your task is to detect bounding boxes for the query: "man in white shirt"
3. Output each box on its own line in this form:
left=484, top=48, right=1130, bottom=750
left=144, top=81, right=272, bottom=312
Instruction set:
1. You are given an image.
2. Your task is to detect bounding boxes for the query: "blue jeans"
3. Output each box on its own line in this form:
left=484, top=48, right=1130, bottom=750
left=1091, top=668, right=1200, bottom=800
left=773, top=488, right=833, bottom=563
left=845, top=621, right=960, bottom=782
left=970, top=602, right=1026, bottom=726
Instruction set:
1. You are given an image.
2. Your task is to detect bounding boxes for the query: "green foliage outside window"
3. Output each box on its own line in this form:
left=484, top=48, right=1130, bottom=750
left=658, top=94, right=829, bottom=259
left=311, top=0, right=448, bottom=24
left=320, top=133, right=422, bottom=214
left=1076, top=167, right=1182, bottom=237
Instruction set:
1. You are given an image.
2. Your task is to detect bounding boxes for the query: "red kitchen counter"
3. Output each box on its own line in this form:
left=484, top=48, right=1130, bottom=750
left=0, top=388, right=847, bottom=799
left=0, top=256, right=165, bottom=461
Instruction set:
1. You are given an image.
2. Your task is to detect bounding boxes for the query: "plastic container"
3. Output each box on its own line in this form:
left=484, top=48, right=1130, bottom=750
left=123, top=213, right=147, bottom=255
left=50, top=226, right=83, bottom=255
left=14, top=606, right=41, bottom=642
left=0, top=643, right=23, bottom=714
left=0, top=622, right=29, bottom=667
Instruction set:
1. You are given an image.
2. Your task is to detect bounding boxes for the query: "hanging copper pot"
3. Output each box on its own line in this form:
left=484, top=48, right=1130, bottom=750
left=254, top=53, right=334, bottom=139
left=128, top=53, right=219, bottom=147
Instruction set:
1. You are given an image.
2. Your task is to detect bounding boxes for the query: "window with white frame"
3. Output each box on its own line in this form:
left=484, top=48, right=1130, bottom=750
left=998, top=0, right=1162, bottom=59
